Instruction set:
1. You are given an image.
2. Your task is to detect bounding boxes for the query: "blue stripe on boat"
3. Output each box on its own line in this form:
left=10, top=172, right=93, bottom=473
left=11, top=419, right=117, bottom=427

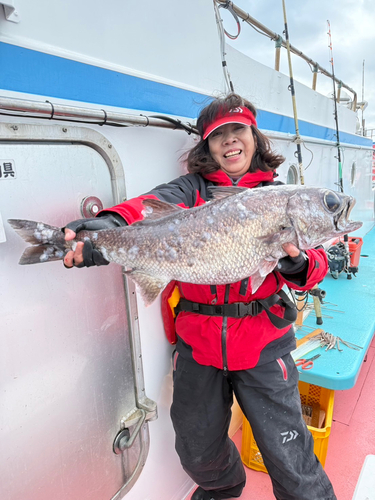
left=0, top=42, right=372, bottom=147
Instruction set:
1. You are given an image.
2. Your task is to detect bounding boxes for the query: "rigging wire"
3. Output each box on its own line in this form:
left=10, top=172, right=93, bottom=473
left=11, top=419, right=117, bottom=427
left=301, top=141, right=314, bottom=170
left=217, top=1, right=241, bottom=40
left=149, top=115, right=198, bottom=135
left=213, top=0, right=235, bottom=93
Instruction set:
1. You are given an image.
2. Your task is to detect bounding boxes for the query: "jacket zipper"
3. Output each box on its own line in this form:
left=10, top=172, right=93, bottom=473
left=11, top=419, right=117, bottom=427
left=222, top=284, right=230, bottom=376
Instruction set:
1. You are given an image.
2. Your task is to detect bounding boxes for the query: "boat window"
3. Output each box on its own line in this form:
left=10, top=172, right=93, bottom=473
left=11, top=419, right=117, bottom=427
left=287, top=164, right=298, bottom=184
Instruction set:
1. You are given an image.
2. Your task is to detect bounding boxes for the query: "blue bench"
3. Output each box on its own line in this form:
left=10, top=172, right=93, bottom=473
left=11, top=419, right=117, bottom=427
left=295, top=226, right=375, bottom=390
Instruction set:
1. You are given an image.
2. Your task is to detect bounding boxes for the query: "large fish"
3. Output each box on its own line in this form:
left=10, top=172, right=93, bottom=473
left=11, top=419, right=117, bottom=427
left=8, top=185, right=362, bottom=305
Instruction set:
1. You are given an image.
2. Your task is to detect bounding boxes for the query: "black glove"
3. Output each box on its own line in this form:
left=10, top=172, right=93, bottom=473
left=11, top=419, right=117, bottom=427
left=276, top=252, right=308, bottom=275
left=64, top=213, right=127, bottom=268
left=64, top=213, right=126, bottom=233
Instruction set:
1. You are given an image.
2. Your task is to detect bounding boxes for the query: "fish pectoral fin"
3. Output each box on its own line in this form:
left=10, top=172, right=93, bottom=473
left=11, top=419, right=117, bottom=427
left=256, top=226, right=294, bottom=245
left=250, top=260, right=278, bottom=293
left=125, top=270, right=169, bottom=306
left=250, top=271, right=266, bottom=294
left=140, top=199, right=184, bottom=220
left=207, top=186, right=248, bottom=201
left=258, top=259, right=278, bottom=277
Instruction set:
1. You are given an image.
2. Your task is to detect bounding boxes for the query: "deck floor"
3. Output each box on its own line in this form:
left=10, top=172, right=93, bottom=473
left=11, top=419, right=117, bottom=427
left=230, top=334, right=375, bottom=500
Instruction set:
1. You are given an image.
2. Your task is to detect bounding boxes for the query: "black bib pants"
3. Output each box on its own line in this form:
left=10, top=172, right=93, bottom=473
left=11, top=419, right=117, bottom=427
left=170, top=351, right=337, bottom=500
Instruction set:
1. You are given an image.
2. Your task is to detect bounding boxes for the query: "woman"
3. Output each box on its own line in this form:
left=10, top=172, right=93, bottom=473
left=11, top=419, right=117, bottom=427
left=64, top=94, right=336, bottom=500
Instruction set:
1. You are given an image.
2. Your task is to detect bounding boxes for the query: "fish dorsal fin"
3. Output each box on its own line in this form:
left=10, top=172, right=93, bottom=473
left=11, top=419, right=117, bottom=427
left=208, top=186, right=248, bottom=201
left=140, top=199, right=184, bottom=221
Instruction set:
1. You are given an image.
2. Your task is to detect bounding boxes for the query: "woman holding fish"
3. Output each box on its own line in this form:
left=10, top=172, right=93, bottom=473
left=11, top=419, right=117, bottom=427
left=64, top=94, right=337, bottom=500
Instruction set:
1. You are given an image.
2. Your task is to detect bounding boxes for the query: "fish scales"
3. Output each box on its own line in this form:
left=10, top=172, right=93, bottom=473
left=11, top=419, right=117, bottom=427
left=89, top=187, right=290, bottom=285
left=8, top=185, right=362, bottom=305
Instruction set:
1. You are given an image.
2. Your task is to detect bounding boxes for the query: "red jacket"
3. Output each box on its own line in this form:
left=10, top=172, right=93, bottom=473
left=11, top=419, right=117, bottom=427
left=105, top=170, right=328, bottom=370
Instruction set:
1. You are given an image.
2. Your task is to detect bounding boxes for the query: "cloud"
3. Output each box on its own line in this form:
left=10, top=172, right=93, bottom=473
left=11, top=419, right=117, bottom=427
left=223, top=0, right=375, bottom=133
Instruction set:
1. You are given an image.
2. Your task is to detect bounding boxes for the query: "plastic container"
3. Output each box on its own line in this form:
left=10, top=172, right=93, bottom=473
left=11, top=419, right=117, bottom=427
left=348, top=237, right=363, bottom=268
left=241, top=381, right=335, bottom=473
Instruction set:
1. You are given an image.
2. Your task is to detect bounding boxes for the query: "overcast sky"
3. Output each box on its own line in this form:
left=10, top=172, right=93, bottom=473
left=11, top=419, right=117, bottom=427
left=221, top=0, right=375, bottom=135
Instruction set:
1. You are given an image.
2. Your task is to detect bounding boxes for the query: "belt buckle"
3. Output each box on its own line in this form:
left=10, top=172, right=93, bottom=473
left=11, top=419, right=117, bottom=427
left=237, top=303, right=247, bottom=317
left=250, top=301, right=259, bottom=316
left=214, top=305, right=224, bottom=315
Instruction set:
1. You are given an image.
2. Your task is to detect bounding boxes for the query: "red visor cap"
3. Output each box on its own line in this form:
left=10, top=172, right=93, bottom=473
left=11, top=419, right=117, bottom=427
left=202, top=106, right=257, bottom=140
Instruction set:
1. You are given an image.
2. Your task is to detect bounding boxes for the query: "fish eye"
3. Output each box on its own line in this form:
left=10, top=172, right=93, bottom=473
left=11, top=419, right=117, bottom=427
left=324, top=190, right=341, bottom=212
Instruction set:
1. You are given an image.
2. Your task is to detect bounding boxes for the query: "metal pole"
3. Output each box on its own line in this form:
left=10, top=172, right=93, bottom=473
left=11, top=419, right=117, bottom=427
left=275, top=36, right=282, bottom=71
left=0, top=96, right=198, bottom=134
left=312, top=65, right=318, bottom=91
left=281, top=0, right=304, bottom=185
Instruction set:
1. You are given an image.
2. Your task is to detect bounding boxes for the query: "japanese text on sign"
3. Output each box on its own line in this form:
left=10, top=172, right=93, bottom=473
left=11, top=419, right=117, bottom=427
left=0, top=161, right=16, bottom=179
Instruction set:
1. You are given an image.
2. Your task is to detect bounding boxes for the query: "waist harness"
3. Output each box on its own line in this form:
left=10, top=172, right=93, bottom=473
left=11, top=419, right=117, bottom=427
left=174, top=289, right=297, bottom=329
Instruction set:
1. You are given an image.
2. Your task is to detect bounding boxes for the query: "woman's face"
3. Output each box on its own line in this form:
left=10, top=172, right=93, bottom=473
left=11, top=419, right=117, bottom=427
left=207, top=123, right=256, bottom=177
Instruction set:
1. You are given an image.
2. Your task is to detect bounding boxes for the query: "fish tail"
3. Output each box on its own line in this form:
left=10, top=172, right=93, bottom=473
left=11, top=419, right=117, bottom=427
left=7, top=219, right=67, bottom=265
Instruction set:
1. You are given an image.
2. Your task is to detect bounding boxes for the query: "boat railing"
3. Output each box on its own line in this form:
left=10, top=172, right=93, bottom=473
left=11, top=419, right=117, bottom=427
left=215, top=0, right=358, bottom=111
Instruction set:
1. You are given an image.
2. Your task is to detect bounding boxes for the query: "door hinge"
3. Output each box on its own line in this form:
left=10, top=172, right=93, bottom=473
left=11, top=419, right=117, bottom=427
left=1, top=1, right=20, bottom=23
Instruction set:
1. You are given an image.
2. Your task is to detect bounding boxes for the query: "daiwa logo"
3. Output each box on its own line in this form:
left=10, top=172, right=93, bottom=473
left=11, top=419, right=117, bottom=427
left=229, top=107, right=243, bottom=113
left=281, top=430, right=299, bottom=443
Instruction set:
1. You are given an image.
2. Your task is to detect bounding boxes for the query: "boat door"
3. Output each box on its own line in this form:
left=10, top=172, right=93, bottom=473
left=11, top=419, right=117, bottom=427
left=0, top=123, right=156, bottom=500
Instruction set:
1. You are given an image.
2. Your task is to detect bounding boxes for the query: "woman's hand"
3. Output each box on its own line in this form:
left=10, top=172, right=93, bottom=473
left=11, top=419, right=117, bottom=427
left=282, top=242, right=300, bottom=258
left=277, top=243, right=307, bottom=274
left=64, top=229, right=84, bottom=268
left=63, top=214, right=126, bottom=269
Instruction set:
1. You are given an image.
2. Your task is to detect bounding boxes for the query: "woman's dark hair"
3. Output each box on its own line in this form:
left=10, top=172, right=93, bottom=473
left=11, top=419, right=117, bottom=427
left=187, top=93, right=285, bottom=175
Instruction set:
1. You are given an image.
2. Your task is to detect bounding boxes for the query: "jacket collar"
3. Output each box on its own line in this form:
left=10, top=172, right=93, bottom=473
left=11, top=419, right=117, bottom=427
left=203, top=169, right=275, bottom=188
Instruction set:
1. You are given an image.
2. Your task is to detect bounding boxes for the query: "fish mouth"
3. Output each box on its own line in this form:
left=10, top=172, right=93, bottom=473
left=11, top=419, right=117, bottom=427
left=334, top=196, right=362, bottom=234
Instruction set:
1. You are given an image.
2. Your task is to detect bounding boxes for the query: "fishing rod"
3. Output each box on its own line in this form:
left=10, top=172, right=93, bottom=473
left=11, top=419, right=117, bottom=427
left=282, top=0, right=326, bottom=323
left=327, top=21, right=343, bottom=193
left=281, top=0, right=304, bottom=185
left=327, top=20, right=352, bottom=279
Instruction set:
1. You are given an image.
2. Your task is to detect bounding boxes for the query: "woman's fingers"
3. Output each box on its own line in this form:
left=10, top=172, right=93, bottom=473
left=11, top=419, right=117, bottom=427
left=64, top=228, right=77, bottom=241
left=63, top=241, right=84, bottom=268
left=282, top=242, right=300, bottom=258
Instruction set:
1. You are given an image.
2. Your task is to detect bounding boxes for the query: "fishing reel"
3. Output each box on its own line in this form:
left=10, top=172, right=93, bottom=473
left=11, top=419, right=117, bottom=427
left=326, top=242, right=358, bottom=279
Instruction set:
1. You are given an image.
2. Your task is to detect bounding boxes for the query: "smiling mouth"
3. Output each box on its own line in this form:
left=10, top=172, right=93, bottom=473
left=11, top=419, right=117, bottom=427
left=224, top=150, right=242, bottom=158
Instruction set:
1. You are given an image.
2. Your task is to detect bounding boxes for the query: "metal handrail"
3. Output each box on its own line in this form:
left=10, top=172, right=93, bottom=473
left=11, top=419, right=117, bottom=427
left=0, top=97, right=198, bottom=134
left=216, top=0, right=357, bottom=110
